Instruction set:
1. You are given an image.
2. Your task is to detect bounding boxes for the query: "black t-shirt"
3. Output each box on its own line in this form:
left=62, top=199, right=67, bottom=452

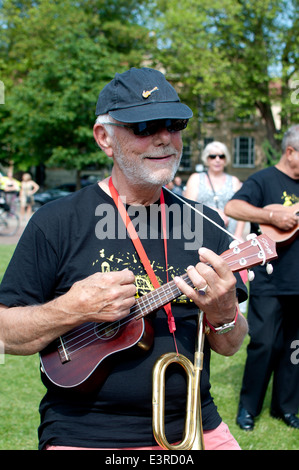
left=0, top=183, right=246, bottom=449
left=230, top=166, right=299, bottom=295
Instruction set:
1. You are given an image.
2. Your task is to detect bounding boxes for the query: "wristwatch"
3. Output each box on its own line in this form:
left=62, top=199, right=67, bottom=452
left=204, top=307, right=239, bottom=335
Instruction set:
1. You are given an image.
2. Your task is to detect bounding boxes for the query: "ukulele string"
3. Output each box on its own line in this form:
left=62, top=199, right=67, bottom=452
left=60, top=181, right=260, bottom=356
left=58, top=278, right=191, bottom=354
left=59, top=235, right=251, bottom=350
left=58, top=248, right=257, bottom=356
left=58, top=188, right=270, bottom=358
left=61, top=188, right=239, bottom=351
left=58, top=247, right=257, bottom=354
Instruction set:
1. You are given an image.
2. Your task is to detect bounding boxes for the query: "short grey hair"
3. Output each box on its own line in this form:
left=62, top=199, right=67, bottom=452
left=281, top=124, right=299, bottom=154
left=95, top=113, right=115, bottom=137
left=201, top=141, right=231, bottom=166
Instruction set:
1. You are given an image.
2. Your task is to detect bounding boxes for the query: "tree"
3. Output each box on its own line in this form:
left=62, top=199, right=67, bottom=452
left=150, top=0, right=299, bottom=152
left=0, top=0, right=154, bottom=181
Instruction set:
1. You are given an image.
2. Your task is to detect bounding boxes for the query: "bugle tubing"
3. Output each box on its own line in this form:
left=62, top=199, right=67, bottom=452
left=152, top=310, right=205, bottom=450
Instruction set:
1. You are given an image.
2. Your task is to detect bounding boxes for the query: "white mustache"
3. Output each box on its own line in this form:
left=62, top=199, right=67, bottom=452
left=142, top=147, right=179, bottom=159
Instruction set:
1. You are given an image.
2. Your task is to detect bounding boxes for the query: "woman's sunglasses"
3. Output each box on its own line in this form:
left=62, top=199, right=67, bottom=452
left=100, top=119, right=189, bottom=137
left=208, top=154, right=226, bottom=159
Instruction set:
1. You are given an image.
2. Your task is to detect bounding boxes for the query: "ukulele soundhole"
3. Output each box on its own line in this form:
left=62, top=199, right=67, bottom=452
left=94, top=322, right=120, bottom=340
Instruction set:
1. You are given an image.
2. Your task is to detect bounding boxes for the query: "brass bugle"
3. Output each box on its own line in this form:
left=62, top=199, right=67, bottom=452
left=152, top=310, right=205, bottom=450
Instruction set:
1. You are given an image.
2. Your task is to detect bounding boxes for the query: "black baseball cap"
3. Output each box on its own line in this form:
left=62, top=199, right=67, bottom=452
left=95, top=67, right=193, bottom=123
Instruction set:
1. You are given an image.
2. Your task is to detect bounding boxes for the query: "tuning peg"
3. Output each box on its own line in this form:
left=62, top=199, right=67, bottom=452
left=266, top=263, right=273, bottom=275
left=229, top=239, right=240, bottom=249
left=248, top=270, right=255, bottom=281
left=246, top=233, right=257, bottom=240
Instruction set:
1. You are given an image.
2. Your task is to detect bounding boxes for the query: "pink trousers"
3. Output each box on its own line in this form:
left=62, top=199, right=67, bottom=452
left=45, top=421, right=241, bottom=451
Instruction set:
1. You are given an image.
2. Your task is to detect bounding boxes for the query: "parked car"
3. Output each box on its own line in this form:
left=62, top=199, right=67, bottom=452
left=33, top=182, right=93, bottom=211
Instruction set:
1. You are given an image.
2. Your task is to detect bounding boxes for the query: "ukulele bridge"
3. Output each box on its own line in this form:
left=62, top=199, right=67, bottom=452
left=58, top=336, right=71, bottom=363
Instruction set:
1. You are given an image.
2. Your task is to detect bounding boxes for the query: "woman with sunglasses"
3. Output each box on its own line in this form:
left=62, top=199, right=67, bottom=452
left=185, top=141, right=245, bottom=240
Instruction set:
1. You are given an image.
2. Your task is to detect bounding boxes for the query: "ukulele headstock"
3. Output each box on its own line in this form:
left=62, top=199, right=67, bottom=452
left=222, top=234, right=278, bottom=277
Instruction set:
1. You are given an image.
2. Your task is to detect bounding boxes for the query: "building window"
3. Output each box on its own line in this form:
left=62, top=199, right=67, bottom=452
left=203, top=137, right=214, bottom=147
left=233, top=136, right=255, bottom=167
left=180, top=140, right=192, bottom=170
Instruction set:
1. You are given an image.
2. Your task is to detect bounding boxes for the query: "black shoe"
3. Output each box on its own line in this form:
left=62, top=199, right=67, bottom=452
left=270, top=410, right=299, bottom=429
left=236, top=405, right=254, bottom=430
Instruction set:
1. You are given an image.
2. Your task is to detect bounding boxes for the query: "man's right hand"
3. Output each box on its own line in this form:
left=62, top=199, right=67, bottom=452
left=270, top=209, right=298, bottom=231
left=61, top=270, right=137, bottom=324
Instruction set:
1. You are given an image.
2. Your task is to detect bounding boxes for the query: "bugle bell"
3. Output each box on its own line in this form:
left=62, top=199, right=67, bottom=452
left=152, top=310, right=205, bottom=450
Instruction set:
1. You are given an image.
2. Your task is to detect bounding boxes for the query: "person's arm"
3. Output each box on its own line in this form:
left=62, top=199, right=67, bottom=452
left=30, top=180, right=40, bottom=195
left=174, top=248, right=248, bottom=357
left=225, top=199, right=298, bottom=231
left=229, top=177, right=246, bottom=240
left=234, top=220, right=246, bottom=240
left=204, top=304, right=248, bottom=356
left=184, top=173, right=200, bottom=200
left=0, top=270, right=137, bottom=356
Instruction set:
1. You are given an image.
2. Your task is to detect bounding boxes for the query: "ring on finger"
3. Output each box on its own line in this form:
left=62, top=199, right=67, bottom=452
left=198, top=284, right=208, bottom=295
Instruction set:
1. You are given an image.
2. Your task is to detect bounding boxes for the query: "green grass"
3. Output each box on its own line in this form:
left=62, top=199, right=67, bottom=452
left=210, top=341, right=299, bottom=450
left=0, top=245, right=16, bottom=282
left=0, top=354, right=45, bottom=450
left=0, top=245, right=45, bottom=450
left=0, top=245, right=298, bottom=450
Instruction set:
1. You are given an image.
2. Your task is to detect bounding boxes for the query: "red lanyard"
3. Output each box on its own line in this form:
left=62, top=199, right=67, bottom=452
left=108, top=177, right=176, bottom=336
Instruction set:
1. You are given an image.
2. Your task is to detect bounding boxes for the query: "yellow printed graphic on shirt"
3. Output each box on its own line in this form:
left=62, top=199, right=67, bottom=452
left=92, top=249, right=189, bottom=303
left=281, top=191, right=299, bottom=206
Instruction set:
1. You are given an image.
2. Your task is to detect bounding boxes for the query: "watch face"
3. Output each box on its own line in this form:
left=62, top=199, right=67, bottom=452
left=215, top=324, right=235, bottom=335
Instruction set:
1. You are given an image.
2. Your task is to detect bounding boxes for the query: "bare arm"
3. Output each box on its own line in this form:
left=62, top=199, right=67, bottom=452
left=234, top=220, right=246, bottom=240
left=30, top=180, right=40, bottom=195
left=184, top=173, right=200, bottom=200
left=206, top=306, right=248, bottom=356
left=230, top=178, right=246, bottom=239
left=0, top=270, right=136, bottom=356
left=225, top=199, right=298, bottom=231
left=174, top=248, right=248, bottom=356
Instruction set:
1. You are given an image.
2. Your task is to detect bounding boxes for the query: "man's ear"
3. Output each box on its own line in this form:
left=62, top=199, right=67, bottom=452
left=93, top=124, right=114, bottom=158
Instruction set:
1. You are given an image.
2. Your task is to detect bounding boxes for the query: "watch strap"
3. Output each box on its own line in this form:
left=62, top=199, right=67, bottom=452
left=204, top=306, right=239, bottom=334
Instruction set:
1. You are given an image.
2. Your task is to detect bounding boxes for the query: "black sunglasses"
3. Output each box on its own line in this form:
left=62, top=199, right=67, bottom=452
left=208, top=154, right=226, bottom=159
left=101, top=119, right=188, bottom=137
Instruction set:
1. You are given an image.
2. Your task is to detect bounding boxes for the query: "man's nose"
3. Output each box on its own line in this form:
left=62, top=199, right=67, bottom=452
left=152, top=127, right=172, bottom=145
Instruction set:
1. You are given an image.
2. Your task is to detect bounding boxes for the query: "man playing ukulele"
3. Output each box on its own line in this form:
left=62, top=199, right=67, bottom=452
left=225, top=125, right=299, bottom=431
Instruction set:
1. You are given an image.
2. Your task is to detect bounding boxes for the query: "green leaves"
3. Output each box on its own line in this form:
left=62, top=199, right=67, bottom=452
left=151, top=0, right=299, bottom=150
left=0, top=0, right=153, bottom=171
left=2, top=0, right=299, bottom=170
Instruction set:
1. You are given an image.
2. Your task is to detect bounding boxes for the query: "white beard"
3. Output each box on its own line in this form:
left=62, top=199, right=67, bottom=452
left=113, top=139, right=182, bottom=188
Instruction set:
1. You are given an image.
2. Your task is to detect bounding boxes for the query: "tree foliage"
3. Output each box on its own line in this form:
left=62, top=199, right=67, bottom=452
left=0, top=0, right=153, bottom=173
left=1, top=0, right=299, bottom=174
left=151, top=0, right=299, bottom=151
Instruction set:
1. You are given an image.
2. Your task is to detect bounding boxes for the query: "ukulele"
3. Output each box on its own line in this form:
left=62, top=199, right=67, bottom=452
left=40, top=234, right=277, bottom=391
left=259, top=203, right=299, bottom=246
